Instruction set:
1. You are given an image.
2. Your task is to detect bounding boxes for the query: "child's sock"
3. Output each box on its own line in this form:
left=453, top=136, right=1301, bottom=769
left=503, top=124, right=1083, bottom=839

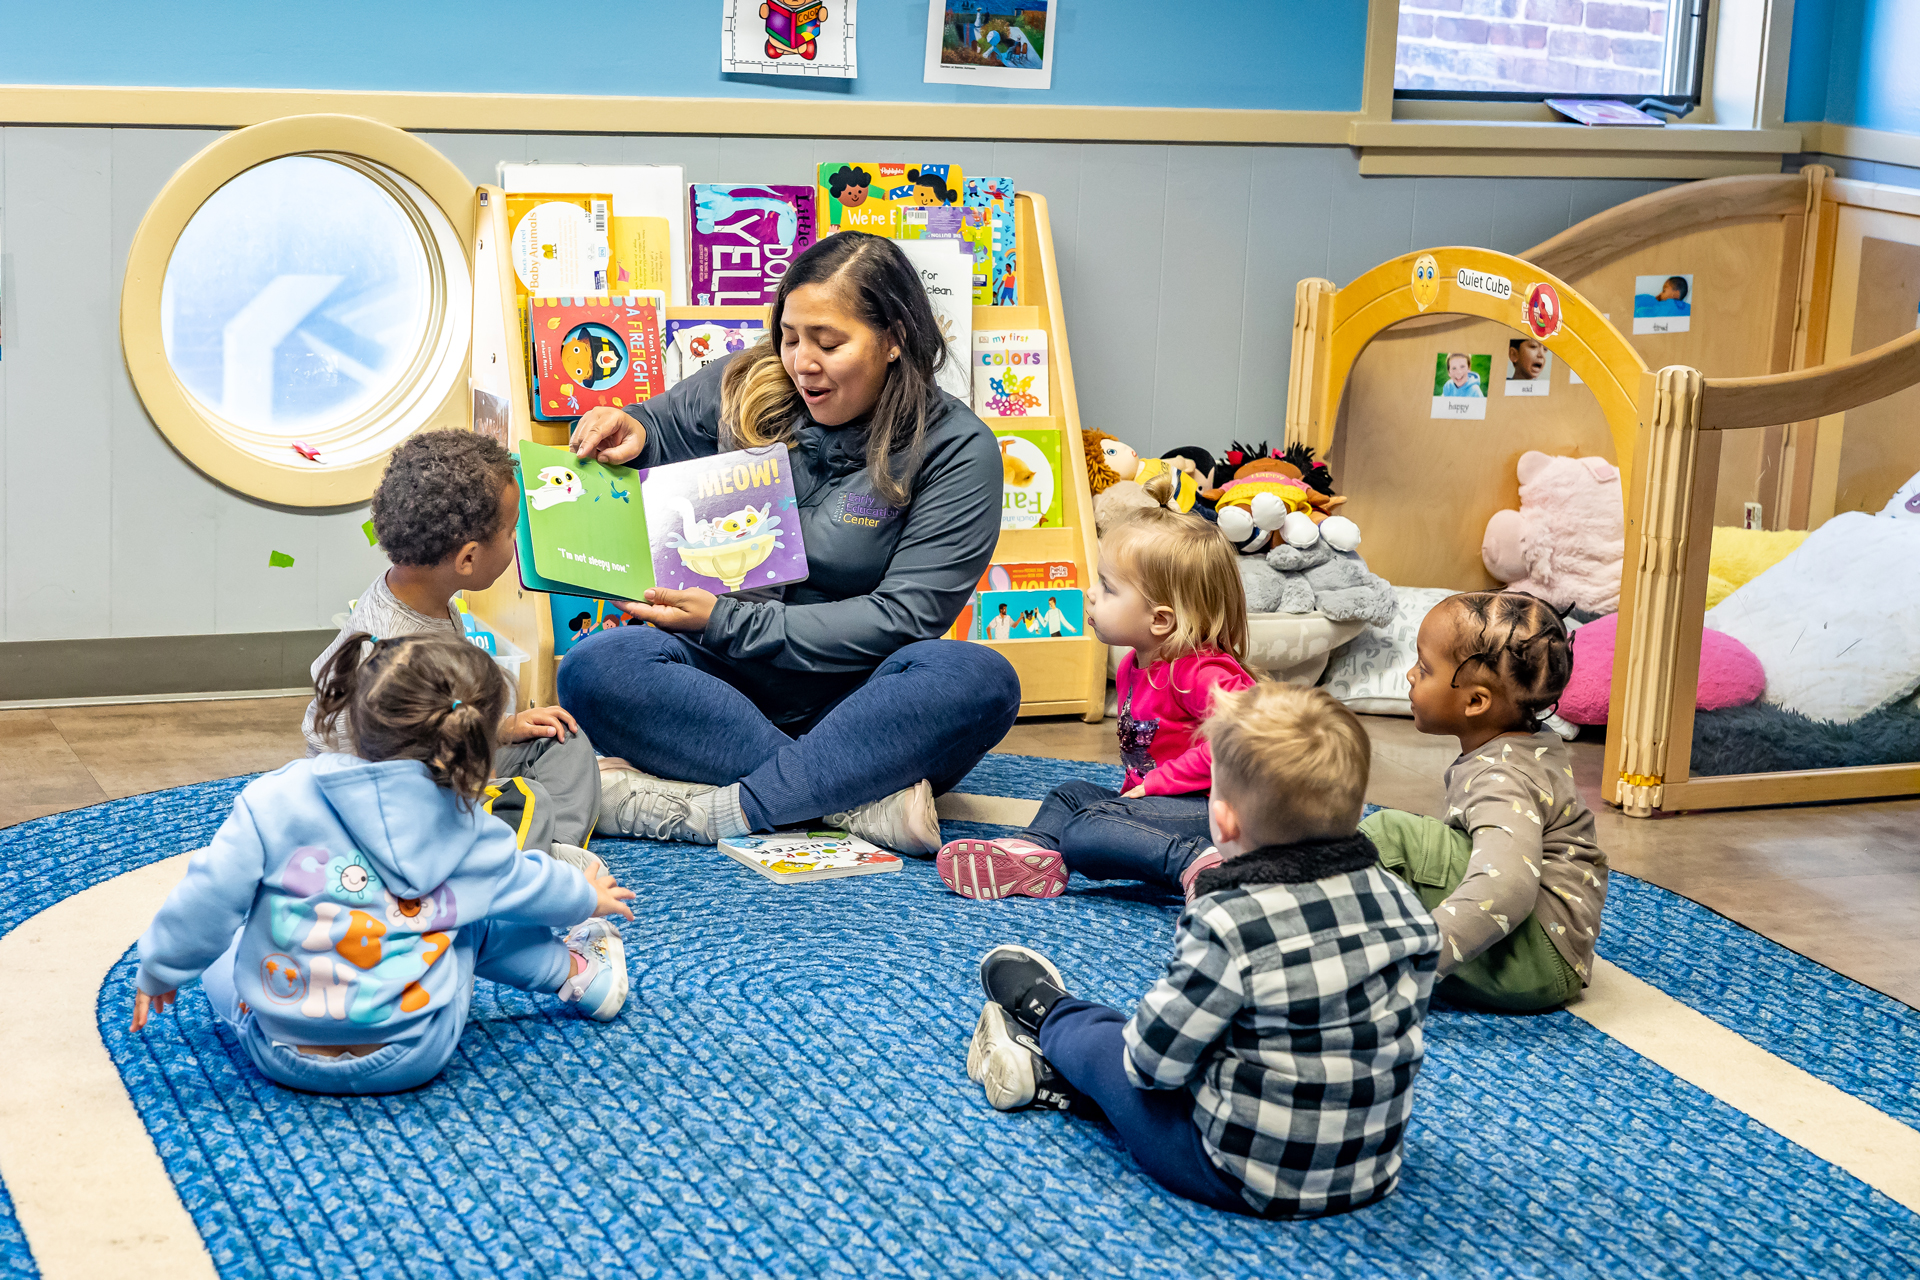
left=1179, top=848, right=1225, bottom=903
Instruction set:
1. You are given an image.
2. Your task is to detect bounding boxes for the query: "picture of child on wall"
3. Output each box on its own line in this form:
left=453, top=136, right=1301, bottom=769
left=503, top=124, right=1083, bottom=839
left=1431, top=352, right=1491, bottom=420
left=1504, top=337, right=1552, bottom=398
left=1633, top=273, right=1693, bottom=334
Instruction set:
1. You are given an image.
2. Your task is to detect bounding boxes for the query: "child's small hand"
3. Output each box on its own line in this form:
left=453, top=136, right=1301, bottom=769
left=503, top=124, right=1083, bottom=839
left=592, top=872, right=636, bottom=921
left=1121, top=784, right=1147, bottom=799
left=130, top=988, right=177, bottom=1032
left=501, top=706, right=581, bottom=743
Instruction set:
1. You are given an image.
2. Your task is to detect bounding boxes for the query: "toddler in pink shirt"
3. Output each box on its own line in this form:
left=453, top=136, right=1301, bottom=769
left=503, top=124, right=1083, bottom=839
left=938, top=503, right=1254, bottom=901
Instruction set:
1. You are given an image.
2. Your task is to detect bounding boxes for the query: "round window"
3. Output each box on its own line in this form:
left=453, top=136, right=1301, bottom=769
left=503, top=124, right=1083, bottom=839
left=122, top=116, right=474, bottom=506
left=161, top=156, right=430, bottom=447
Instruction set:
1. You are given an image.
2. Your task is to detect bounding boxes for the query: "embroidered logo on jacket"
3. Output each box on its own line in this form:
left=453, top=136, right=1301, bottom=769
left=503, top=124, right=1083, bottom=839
left=835, top=492, right=900, bottom=527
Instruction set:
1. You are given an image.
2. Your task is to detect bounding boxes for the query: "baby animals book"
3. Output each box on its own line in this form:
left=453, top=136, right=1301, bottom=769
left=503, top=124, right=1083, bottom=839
left=528, top=294, right=667, bottom=421
left=516, top=440, right=808, bottom=600
left=718, top=830, right=903, bottom=883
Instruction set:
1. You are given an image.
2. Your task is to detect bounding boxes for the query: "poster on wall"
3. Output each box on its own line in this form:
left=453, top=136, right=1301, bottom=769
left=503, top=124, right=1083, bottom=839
left=1633, top=273, right=1693, bottom=334
left=722, top=0, right=858, bottom=78
left=1503, top=338, right=1551, bottom=397
left=1431, top=352, right=1490, bottom=420
left=924, top=0, right=1055, bottom=90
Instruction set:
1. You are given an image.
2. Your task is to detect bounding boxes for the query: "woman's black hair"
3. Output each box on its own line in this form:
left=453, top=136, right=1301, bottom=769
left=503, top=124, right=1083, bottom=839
left=826, top=165, right=873, bottom=199
left=312, top=633, right=509, bottom=802
left=767, top=231, right=948, bottom=507
left=1445, top=591, right=1574, bottom=731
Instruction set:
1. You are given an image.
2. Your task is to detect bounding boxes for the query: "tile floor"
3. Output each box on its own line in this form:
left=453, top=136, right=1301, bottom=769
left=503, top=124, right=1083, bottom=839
left=5, top=698, right=1916, bottom=1009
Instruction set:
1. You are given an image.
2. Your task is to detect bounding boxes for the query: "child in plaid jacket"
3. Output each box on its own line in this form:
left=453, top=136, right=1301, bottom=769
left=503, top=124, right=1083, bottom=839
left=965, top=683, right=1442, bottom=1217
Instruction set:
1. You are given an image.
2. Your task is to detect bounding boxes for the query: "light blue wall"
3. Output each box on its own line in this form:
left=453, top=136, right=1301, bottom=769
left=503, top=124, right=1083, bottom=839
left=0, top=0, right=1369, bottom=112
left=1785, top=0, right=1920, bottom=136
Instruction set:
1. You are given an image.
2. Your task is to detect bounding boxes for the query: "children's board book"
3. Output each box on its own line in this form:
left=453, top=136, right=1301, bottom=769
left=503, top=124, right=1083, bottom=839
left=816, top=163, right=964, bottom=237
left=528, top=294, right=666, bottom=421
left=974, top=330, right=1049, bottom=417
left=506, top=193, right=612, bottom=300
left=664, top=318, right=767, bottom=388
left=516, top=439, right=808, bottom=600
left=945, top=561, right=1077, bottom=641
left=995, top=426, right=1063, bottom=530
left=977, top=588, right=1084, bottom=641
left=502, top=163, right=688, bottom=306
left=718, top=830, right=903, bottom=883
left=963, top=178, right=1016, bottom=305
left=897, top=238, right=973, bottom=402
left=689, top=185, right=819, bottom=306
left=550, top=593, right=640, bottom=658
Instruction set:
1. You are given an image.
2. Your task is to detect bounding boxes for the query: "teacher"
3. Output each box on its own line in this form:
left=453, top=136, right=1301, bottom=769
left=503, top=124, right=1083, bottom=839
left=557, top=232, right=1019, bottom=855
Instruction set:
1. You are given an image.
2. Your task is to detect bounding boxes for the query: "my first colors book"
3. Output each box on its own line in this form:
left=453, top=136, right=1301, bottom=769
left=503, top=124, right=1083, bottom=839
left=515, top=440, right=808, bottom=600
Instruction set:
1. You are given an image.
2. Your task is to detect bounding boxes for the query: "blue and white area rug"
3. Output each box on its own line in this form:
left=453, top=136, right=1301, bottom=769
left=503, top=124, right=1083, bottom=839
left=2, top=758, right=1917, bottom=1278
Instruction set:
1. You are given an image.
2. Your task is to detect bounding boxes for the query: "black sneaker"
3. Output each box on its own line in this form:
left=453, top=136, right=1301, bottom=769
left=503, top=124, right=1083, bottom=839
left=979, top=944, right=1070, bottom=1031
left=966, top=1002, right=1075, bottom=1112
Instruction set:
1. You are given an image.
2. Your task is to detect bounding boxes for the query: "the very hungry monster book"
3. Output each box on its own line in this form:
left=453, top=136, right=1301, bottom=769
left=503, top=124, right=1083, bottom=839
left=515, top=440, right=808, bottom=601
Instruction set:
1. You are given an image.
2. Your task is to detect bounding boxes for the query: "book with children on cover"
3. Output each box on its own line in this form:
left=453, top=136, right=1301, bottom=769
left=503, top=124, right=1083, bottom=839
left=528, top=294, right=667, bottom=422
left=816, top=162, right=965, bottom=237
left=515, top=439, right=808, bottom=601
left=718, top=830, right=903, bottom=883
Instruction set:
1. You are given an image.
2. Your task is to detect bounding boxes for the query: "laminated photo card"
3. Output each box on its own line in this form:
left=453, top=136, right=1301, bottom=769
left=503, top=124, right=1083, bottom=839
left=925, top=0, right=1055, bottom=89
left=1431, top=352, right=1491, bottom=420
left=1504, top=337, right=1552, bottom=398
left=1634, top=273, right=1693, bottom=334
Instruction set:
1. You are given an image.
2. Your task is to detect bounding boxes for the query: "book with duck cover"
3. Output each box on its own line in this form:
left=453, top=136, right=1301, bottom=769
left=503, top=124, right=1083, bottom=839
left=515, top=439, right=808, bottom=601
left=717, top=830, right=904, bottom=882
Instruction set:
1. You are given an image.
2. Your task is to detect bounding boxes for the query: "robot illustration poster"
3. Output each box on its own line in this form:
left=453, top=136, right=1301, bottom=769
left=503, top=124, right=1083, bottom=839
left=721, top=0, right=858, bottom=78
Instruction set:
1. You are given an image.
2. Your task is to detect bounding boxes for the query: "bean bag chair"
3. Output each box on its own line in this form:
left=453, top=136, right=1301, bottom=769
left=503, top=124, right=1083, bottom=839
left=1558, top=612, right=1765, bottom=725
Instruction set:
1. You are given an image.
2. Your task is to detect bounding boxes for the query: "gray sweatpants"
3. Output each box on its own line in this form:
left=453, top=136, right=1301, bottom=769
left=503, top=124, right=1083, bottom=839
left=485, top=731, right=601, bottom=852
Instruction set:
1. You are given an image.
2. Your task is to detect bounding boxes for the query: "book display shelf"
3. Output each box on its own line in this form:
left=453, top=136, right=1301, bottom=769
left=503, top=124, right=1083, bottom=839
left=464, top=186, right=1105, bottom=723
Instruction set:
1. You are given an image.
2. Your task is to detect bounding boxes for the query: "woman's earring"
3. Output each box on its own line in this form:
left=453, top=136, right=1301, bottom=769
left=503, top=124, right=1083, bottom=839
left=889, top=348, right=900, bottom=361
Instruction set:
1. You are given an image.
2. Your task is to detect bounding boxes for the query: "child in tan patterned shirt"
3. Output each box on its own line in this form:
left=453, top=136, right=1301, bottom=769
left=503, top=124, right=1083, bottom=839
left=1361, top=591, right=1606, bottom=1012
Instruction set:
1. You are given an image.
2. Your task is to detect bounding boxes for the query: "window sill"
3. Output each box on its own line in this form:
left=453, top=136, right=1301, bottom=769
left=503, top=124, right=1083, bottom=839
left=1349, top=120, right=1807, bottom=178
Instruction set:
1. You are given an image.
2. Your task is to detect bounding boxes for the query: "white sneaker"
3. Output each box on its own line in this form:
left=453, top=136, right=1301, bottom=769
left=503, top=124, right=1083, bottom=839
left=548, top=842, right=608, bottom=882
left=599, top=765, right=721, bottom=844
left=558, top=919, right=629, bottom=1021
left=823, top=779, right=941, bottom=856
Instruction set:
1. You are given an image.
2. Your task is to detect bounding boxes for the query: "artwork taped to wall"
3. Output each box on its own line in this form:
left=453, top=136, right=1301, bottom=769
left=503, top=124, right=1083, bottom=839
left=1432, top=352, right=1490, bottom=420
left=722, top=0, right=858, bottom=78
left=924, top=0, right=1055, bottom=89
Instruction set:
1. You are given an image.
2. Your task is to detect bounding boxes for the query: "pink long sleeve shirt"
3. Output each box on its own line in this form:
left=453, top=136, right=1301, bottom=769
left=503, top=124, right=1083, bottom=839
left=1116, top=649, right=1258, bottom=796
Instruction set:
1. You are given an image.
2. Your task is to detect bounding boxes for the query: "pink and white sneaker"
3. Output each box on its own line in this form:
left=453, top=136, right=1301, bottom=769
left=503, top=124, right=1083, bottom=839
left=937, top=837, right=1067, bottom=901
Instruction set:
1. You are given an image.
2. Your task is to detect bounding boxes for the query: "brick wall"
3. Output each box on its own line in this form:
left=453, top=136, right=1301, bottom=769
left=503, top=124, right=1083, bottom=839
left=1395, top=0, right=1671, bottom=94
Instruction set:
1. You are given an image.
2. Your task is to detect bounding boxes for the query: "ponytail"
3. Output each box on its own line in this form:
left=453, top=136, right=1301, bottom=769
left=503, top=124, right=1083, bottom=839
left=311, top=632, right=508, bottom=802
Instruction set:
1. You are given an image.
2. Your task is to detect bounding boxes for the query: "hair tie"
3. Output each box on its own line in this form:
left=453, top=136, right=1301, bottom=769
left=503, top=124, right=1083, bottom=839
left=450, top=699, right=463, bottom=710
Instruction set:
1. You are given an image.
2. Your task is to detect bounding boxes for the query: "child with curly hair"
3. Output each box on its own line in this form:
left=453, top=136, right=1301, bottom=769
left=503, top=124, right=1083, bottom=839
left=133, top=634, right=635, bottom=1094
left=1362, top=590, right=1608, bottom=1012
left=304, top=432, right=603, bottom=872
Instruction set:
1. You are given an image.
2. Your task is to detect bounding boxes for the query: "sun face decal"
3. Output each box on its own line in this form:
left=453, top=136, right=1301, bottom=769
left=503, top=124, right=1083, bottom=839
left=1411, top=254, right=1441, bottom=312
left=327, top=851, right=383, bottom=906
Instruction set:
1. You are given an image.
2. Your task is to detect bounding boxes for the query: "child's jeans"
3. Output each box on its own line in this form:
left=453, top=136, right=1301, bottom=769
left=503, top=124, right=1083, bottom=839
left=1038, top=998, right=1254, bottom=1215
left=486, top=730, right=601, bottom=853
left=201, top=920, right=570, bottom=1095
left=1017, top=781, right=1212, bottom=890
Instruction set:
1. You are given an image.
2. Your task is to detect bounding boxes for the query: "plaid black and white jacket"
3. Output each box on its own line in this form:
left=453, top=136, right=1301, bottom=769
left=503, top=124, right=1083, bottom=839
left=1122, top=834, right=1441, bottom=1218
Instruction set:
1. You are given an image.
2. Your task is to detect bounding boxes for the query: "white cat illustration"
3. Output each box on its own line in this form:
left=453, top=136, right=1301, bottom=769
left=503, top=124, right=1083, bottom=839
left=528, top=466, right=584, bottom=511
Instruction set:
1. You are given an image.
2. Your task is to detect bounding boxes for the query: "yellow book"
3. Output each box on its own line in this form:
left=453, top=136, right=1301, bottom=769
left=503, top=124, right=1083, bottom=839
left=609, top=215, right=672, bottom=295
left=815, top=162, right=964, bottom=238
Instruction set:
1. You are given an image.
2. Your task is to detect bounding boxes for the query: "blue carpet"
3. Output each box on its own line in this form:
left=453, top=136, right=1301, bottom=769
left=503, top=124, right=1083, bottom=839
left=3, top=759, right=1919, bottom=1278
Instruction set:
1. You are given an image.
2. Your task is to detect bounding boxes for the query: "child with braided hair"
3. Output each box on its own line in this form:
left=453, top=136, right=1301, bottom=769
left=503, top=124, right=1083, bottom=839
left=1361, top=591, right=1607, bottom=1012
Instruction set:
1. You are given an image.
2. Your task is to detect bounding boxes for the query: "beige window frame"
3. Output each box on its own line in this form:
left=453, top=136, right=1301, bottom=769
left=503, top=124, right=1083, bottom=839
left=120, top=114, right=475, bottom=507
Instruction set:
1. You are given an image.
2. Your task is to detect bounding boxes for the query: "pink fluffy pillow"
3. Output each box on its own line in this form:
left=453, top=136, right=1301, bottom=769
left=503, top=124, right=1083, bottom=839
left=1559, top=613, right=1766, bottom=725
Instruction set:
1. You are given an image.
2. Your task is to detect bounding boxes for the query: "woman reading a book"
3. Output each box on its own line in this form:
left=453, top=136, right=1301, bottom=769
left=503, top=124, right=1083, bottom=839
left=557, top=231, right=1017, bottom=856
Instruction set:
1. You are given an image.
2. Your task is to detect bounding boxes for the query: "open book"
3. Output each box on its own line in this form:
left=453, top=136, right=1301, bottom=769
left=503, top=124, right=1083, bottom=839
left=514, top=439, right=808, bottom=601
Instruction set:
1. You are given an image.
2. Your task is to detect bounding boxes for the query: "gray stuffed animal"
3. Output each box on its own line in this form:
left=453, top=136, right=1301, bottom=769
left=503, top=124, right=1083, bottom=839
left=1246, top=540, right=1397, bottom=627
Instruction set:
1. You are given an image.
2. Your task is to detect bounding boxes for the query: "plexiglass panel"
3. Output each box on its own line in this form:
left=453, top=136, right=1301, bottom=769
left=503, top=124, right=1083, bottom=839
left=161, top=155, right=430, bottom=437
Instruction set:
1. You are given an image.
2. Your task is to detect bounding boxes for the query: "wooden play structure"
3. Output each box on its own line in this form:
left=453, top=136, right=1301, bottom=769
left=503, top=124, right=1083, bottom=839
left=467, top=188, right=1107, bottom=723
left=1286, top=167, right=1920, bottom=817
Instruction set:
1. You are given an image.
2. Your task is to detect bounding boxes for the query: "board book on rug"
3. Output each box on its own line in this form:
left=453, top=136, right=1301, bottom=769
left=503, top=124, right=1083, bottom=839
left=717, top=830, right=903, bottom=883
left=528, top=294, right=667, bottom=421
left=514, top=439, right=808, bottom=600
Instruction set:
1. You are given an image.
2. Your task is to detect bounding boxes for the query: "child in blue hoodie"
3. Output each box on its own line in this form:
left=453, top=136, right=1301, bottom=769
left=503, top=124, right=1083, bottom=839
left=131, top=633, right=637, bottom=1096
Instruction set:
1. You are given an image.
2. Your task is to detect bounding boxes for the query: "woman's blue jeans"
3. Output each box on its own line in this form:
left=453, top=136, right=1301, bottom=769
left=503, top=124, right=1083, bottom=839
left=556, top=625, right=1021, bottom=832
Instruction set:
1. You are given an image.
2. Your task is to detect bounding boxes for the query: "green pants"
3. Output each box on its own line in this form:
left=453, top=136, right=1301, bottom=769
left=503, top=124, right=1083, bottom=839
left=1360, top=810, right=1581, bottom=1014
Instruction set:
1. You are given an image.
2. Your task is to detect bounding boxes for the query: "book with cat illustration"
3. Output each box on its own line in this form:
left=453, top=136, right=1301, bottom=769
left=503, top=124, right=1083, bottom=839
left=974, top=330, right=1049, bottom=417
left=515, top=439, right=808, bottom=601
left=528, top=294, right=667, bottom=421
left=994, top=426, right=1063, bottom=529
left=717, top=830, right=904, bottom=884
